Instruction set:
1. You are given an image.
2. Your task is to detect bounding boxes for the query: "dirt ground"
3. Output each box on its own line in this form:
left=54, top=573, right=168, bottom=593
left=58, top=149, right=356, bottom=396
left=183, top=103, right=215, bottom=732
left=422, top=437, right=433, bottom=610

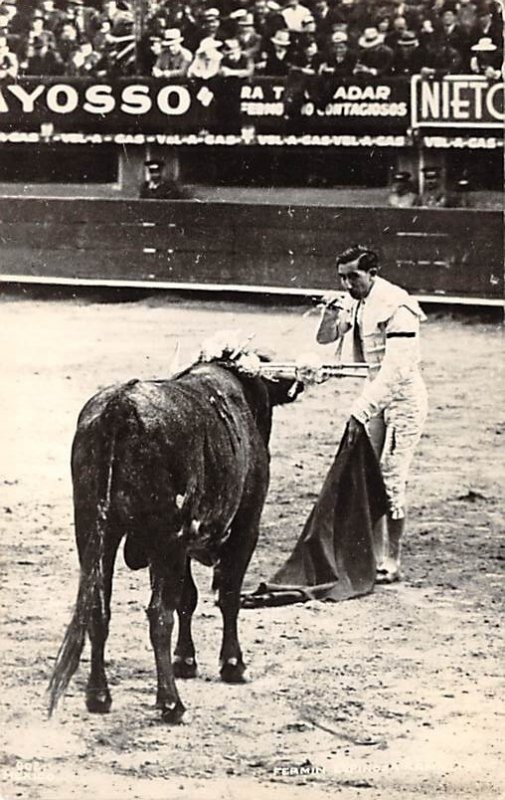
left=0, top=293, right=503, bottom=800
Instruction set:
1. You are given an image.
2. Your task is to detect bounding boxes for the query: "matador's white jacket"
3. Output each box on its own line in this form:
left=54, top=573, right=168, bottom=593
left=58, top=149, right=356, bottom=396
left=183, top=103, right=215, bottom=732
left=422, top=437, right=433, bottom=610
left=317, top=276, right=426, bottom=421
left=317, top=276, right=428, bottom=518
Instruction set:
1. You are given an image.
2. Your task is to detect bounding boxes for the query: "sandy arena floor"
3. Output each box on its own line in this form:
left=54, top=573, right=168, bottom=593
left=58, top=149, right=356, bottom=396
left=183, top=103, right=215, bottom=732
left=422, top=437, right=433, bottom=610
left=0, top=293, right=503, bottom=800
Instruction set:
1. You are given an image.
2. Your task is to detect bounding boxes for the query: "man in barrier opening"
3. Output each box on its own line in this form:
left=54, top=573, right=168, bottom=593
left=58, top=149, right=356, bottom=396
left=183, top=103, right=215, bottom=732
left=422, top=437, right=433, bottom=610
left=316, top=245, right=428, bottom=584
left=139, top=159, right=191, bottom=200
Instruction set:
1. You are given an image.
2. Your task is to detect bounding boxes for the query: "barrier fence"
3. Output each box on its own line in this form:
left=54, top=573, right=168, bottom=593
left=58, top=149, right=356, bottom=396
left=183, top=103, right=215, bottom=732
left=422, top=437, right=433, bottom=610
left=0, top=197, right=501, bottom=303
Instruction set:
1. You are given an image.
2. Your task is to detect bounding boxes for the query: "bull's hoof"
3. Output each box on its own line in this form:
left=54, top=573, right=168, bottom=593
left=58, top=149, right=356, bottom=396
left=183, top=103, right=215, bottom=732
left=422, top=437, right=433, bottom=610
left=173, top=656, right=198, bottom=679
left=86, top=689, right=112, bottom=714
left=220, top=658, right=246, bottom=684
left=159, top=701, right=186, bottom=725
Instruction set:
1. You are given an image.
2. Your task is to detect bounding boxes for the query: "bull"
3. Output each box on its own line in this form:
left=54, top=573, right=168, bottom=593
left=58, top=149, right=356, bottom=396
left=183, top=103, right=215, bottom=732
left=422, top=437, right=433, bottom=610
left=48, top=348, right=302, bottom=723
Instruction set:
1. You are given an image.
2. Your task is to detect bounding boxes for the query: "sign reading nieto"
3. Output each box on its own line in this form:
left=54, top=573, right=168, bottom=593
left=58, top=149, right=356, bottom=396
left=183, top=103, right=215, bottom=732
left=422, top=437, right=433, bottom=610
left=411, top=75, right=504, bottom=129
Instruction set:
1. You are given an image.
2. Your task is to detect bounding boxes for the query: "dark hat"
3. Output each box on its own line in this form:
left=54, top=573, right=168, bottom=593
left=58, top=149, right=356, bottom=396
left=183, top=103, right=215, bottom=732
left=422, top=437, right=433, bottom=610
left=145, top=160, right=164, bottom=170
left=423, top=167, right=440, bottom=180
left=392, top=170, right=412, bottom=182
left=32, top=37, right=46, bottom=49
left=398, top=30, right=419, bottom=47
left=456, top=178, right=470, bottom=190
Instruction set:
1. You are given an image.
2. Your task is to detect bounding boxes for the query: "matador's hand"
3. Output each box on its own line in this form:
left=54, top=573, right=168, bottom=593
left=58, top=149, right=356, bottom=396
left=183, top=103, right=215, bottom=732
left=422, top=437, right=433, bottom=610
left=346, top=416, right=363, bottom=447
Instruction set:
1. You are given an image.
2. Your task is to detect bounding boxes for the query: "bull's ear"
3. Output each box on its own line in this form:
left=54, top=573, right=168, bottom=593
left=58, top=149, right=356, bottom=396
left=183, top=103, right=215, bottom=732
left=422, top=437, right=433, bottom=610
left=267, top=377, right=304, bottom=406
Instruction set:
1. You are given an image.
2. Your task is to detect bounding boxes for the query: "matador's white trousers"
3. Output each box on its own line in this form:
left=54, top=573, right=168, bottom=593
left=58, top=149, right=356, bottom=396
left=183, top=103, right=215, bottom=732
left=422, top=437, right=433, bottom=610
left=366, top=375, right=428, bottom=520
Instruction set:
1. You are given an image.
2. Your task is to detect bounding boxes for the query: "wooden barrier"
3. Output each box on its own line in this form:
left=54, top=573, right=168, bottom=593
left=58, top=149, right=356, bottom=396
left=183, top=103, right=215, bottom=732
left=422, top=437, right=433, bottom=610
left=0, top=198, right=502, bottom=303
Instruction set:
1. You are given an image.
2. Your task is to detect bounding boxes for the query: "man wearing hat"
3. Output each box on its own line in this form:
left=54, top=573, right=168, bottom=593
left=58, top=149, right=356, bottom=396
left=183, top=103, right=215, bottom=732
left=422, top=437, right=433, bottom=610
left=139, top=160, right=191, bottom=200
left=391, top=29, right=427, bottom=74
left=354, top=27, right=393, bottom=76
left=469, top=2, right=502, bottom=49
left=470, top=36, right=502, bottom=79
left=388, top=171, right=419, bottom=208
left=23, top=36, right=64, bottom=75
left=318, top=31, right=356, bottom=77
left=152, top=28, right=192, bottom=77
left=236, top=12, right=263, bottom=61
left=190, top=6, right=222, bottom=51
left=187, top=36, right=223, bottom=78
left=263, top=28, right=294, bottom=75
left=420, top=167, right=448, bottom=208
left=316, top=244, right=428, bottom=584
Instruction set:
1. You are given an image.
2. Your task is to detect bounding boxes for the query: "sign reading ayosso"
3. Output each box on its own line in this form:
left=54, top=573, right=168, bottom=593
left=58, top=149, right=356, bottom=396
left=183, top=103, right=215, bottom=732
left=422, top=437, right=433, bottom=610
left=411, top=75, right=504, bottom=129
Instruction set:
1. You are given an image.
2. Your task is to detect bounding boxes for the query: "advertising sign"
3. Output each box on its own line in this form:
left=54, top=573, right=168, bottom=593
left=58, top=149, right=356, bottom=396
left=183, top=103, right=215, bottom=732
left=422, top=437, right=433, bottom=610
left=411, top=75, right=504, bottom=129
left=0, top=76, right=410, bottom=137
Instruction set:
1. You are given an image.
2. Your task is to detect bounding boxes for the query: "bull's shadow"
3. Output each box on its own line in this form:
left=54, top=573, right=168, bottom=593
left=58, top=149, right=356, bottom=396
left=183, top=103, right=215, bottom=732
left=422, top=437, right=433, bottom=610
left=48, top=349, right=303, bottom=724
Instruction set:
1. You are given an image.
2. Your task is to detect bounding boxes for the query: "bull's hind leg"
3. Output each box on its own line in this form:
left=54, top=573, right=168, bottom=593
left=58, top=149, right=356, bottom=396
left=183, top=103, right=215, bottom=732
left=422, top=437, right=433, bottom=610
left=214, top=508, right=261, bottom=684
left=147, top=561, right=186, bottom=724
left=173, top=559, right=198, bottom=679
left=84, top=532, right=122, bottom=714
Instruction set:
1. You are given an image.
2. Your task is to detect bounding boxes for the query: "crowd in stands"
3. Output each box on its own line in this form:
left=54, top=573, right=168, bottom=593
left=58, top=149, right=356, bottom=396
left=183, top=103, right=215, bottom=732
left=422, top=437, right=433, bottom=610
left=0, top=0, right=502, bottom=80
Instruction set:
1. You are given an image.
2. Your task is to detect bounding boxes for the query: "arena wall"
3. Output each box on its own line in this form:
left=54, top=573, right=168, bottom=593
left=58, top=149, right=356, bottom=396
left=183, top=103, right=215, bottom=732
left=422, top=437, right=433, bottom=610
left=0, top=197, right=501, bottom=303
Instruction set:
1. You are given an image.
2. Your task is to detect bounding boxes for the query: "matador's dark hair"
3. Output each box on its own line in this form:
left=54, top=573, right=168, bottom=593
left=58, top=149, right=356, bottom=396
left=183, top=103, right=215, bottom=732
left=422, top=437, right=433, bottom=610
left=335, top=244, right=379, bottom=272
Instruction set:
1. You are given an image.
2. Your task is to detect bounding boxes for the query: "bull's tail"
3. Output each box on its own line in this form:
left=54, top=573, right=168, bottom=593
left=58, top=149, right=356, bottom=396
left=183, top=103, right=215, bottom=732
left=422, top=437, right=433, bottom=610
left=48, top=397, right=118, bottom=717
left=47, top=521, right=105, bottom=716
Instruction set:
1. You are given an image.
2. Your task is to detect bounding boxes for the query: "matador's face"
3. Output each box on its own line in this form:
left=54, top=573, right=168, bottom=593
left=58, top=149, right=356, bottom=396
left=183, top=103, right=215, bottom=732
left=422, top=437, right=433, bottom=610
left=338, top=257, right=376, bottom=300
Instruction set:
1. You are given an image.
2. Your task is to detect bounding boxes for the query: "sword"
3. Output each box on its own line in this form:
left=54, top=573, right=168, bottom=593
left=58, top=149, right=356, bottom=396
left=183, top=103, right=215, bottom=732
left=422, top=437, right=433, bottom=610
left=258, top=362, right=369, bottom=381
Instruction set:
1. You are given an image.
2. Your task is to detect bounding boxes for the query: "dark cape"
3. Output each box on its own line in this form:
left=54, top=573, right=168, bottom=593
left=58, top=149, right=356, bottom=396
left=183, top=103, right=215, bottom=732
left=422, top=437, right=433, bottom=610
left=241, top=424, right=388, bottom=607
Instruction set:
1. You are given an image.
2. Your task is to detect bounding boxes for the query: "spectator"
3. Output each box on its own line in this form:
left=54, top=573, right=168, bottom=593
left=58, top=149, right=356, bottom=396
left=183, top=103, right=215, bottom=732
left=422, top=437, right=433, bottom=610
left=252, top=0, right=282, bottom=40
left=470, top=36, right=502, bottom=79
left=384, top=15, right=408, bottom=49
left=421, top=39, right=463, bottom=74
left=220, top=37, right=253, bottom=76
left=318, top=31, right=357, bottom=76
left=40, top=0, right=66, bottom=35
left=420, top=167, right=448, bottom=207
left=57, top=22, right=80, bottom=67
left=101, top=0, right=133, bottom=37
left=457, top=0, right=479, bottom=34
left=354, top=27, right=394, bottom=76
left=27, top=9, right=57, bottom=54
left=189, top=7, right=223, bottom=51
left=152, top=28, right=192, bottom=77
left=469, top=2, right=502, bottom=49
left=388, top=170, right=419, bottom=207
left=71, top=0, right=102, bottom=42
left=263, top=28, right=293, bottom=75
left=290, top=34, right=320, bottom=73
left=187, top=36, right=223, bottom=78
left=0, top=33, right=18, bottom=78
left=23, top=37, right=64, bottom=75
left=438, top=6, right=470, bottom=65
left=236, top=12, right=263, bottom=60
left=391, top=29, right=427, bottom=74
left=68, top=40, right=105, bottom=76
left=312, top=0, right=337, bottom=40
left=280, top=0, right=312, bottom=33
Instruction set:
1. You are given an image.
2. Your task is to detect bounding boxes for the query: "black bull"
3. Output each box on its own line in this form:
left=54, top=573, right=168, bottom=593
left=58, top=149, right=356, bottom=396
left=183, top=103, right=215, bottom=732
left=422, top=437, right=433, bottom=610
left=48, top=361, right=303, bottom=723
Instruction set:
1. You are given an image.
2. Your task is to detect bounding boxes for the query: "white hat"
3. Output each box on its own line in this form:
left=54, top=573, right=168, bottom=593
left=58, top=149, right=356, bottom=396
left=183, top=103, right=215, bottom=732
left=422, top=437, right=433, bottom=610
left=331, top=31, right=348, bottom=43
left=162, top=28, right=183, bottom=45
left=271, top=29, right=290, bottom=47
left=358, top=27, right=384, bottom=48
left=471, top=36, right=497, bottom=51
left=197, top=36, right=223, bottom=54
